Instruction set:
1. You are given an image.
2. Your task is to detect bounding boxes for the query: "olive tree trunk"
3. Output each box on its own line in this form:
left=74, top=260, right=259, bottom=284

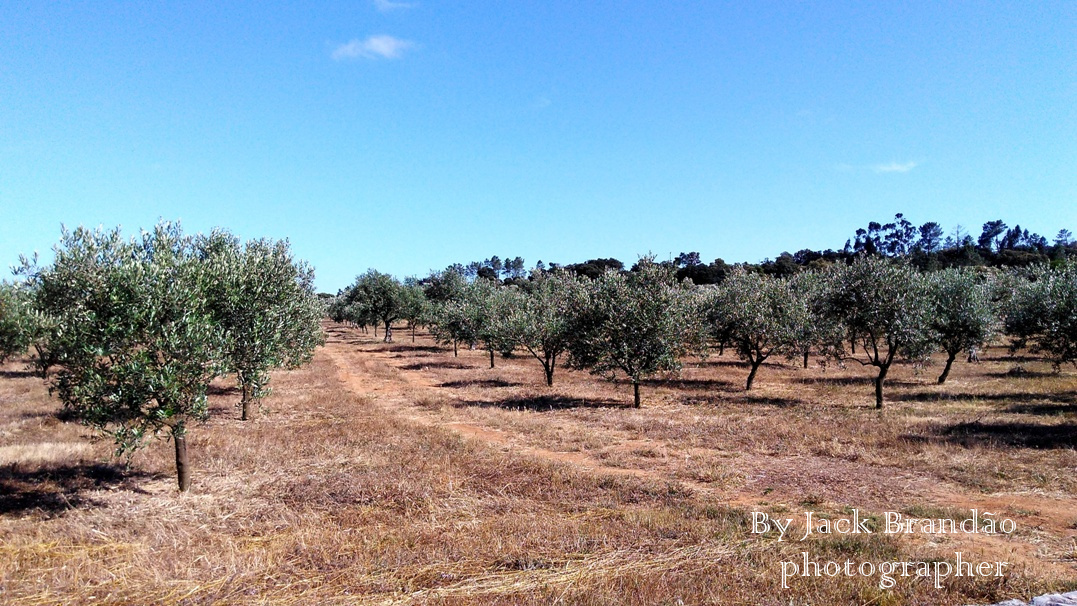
left=745, top=360, right=762, bottom=390
left=937, top=350, right=958, bottom=384
left=174, top=430, right=191, bottom=492
left=874, top=364, right=889, bottom=409
left=240, top=383, right=253, bottom=421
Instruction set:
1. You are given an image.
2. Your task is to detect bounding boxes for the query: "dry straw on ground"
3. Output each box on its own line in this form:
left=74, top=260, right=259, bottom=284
left=1, top=323, right=1074, bottom=604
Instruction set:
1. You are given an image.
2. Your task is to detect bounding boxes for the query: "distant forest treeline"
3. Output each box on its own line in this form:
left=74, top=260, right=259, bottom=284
left=432, top=214, right=1076, bottom=287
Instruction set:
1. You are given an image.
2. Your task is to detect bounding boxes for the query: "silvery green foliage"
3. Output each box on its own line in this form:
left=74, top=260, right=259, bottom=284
left=19, top=223, right=225, bottom=489
left=427, top=278, right=508, bottom=358
left=427, top=295, right=474, bottom=355
left=399, top=280, right=429, bottom=338
left=463, top=278, right=515, bottom=361
left=497, top=271, right=588, bottom=386
left=344, top=270, right=407, bottom=341
left=705, top=270, right=810, bottom=390
left=422, top=267, right=468, bottom=306
left=568, top=258, right=701, bottom=407
left=326, top=294, right=349, bottom=324
left=787, top=270, right=839, bottom=368
left=0, top=281, right=38, bottom=363
left=199, top=231, right=325, bottom=415
left=820, top=256, right=937, bottom=408
left=1005, top=262, right=1077, bottom=369
left=926, top=267, right=1000, bottom=383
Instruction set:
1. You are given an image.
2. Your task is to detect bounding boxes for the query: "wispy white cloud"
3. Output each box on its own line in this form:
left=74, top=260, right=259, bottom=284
left=373, top=0, right=415, bottom=12
left=872, top=161, right=919, bottom=174
left=331, top=35, right=415, bottom=60
left=835, top=161, right=921, bottom=174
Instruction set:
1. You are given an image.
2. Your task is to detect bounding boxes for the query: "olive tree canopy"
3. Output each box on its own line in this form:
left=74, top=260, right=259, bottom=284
left=819, top=256, right=937, bottom=409
left=19, top=223, right=224, bottom=491
left=498, top=271, right=588, bottom=386
left=705, top=270, right=810, bottom=390
left=927, top=268, right=999, bottom=384
left=200, top=231, right=325, bottom=420
left=1006, top=262, right=1077, bottom=369
left=568, top=259, right=702, bottom=407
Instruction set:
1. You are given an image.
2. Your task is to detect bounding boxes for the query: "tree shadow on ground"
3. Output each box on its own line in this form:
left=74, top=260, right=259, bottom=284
left=0, top=462, right=157, bottom=516
left=979, top=354, right=1045, bottom=364
left=793, top=376, right=920, bottom=387
left=641, top=377, right=738, bottom=392
left=400, top=361, right=475, bottom=371
left=984, top=369, right=1060, bottom=379
left=891, top=391, right=1077, bottom=404
left=904, top=421, right=1077, bottom=449
left=208, top=402, right=240, bottom=416
left=16, top=408, right=78, bottom=423
left=207, top=384, right=240, bottom=396
left=438, top=379, right=521, bottom=389
left=739, top=395, right=804, bottom=408
left=1004, top=402, right=1077, bottom=416
left=680, top=394, right=803, bottom=408
left=700, top=358, right=750, bottom=368
left=456, top=394, right=628, bottom=412
left=385, top=344, right=444, bottom=354
left=0, top=368, right=39, bottom=379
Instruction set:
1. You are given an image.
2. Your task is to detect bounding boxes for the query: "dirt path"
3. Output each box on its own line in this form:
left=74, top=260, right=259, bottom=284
left=324, top=336, right=664, bottom=484
left=321, top=329, right=1077, bottom=577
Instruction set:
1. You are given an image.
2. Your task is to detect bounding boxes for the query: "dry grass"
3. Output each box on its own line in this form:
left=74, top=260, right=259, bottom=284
left=0, top=323, right=1074, bottom=605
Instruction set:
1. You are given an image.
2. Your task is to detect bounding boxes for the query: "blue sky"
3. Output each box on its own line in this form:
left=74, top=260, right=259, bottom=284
left=2, top=1, right=1074, bottom=291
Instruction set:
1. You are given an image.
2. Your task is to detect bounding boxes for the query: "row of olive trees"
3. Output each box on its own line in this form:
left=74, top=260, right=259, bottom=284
left=330, top=257, right=1077, bottom=410
left=328, top=259, right=700, bottom=407
left=705, top=258, right=1072, bottom=407
left=1, top=223, right=324, bottom=491
left=328, top=270, right=425, bottom=343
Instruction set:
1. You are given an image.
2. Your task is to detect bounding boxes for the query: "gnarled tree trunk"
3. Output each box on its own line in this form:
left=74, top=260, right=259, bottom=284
left=874, top=365, right=889, bottom=409
left=938, top=350, right=958, bottom=384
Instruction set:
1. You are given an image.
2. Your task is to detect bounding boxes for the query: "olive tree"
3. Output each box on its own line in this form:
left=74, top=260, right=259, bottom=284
left=427, top=278, right=509, bottom=363
left=327, top=294, right=350, bottom=325
left=200, top=232, right=325, bottom=420
left=927, top=268, right=999, bottom=383
left=427, top=296, right=474, bottom=357
left=820, top=256, right=937, bottom=409
left=469, top=280, right=515, bottom=368
left=19, top=223, right=224, bottom=492
left=0, top=282, right=35, bottom=363
left=4, top=274, right=62, bottom=377
left=346, top=270, right=406, bottom=342
left=705, top=270, right=805, bottom=390
left=787, top=270, right=837, bottom=369
left=499, top=271, right=587, bottom=386
left=1005, top=262, right=1077, bottom=369
left=568, top=259, right=702, bottom=407
left=399, top=280, right=429, bottom=342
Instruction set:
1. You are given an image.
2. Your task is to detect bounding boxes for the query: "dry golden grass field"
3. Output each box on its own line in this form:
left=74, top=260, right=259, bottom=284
left=1, top=322, right=1075, bottom=605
